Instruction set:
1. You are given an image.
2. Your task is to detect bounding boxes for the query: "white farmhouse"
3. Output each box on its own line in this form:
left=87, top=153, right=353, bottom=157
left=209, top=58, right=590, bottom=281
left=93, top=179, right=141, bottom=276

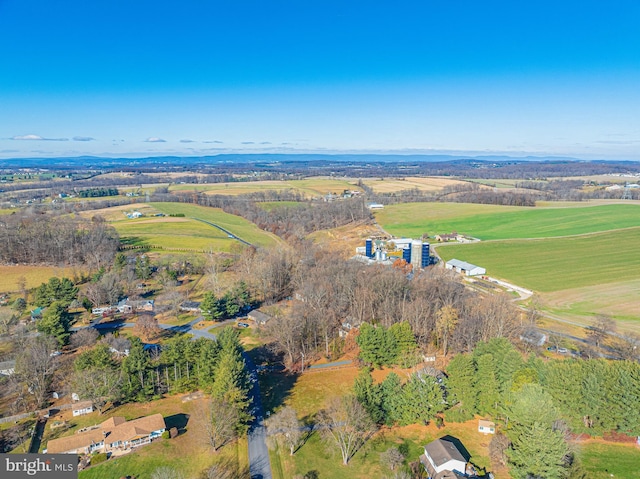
left=420, top=437, right=470, bottom=479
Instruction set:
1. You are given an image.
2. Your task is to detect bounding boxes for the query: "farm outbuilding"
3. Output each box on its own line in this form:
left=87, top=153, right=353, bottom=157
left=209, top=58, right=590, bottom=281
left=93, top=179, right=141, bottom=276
left=478, top=420, right=496, bottom=434
left=445, top=259, right=486, bottom=277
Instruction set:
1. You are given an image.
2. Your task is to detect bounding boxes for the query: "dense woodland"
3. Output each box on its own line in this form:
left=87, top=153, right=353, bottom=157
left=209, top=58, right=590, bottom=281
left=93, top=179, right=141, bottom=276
left=0, top=213, right=119, bottom=268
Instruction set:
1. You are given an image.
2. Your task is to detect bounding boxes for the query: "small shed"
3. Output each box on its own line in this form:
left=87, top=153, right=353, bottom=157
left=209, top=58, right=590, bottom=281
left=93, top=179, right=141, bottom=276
left=72, top=401, right=94, bottom=417
left=180, top=301, right=201, bottom=313
left=478, top=420, right=496, bottom=434
left=0, top=360, right=16, bottom=376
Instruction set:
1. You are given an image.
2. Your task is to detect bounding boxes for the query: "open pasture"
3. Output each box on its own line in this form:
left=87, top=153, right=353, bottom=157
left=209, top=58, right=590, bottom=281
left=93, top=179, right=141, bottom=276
left=377, top=202, right=640, bottom=240
left=169, top=178, right=361, bottom=198
left=464, top=178, right=523, bottom=189
left=149, top=202, right=280, bottom=247
left=114, top=218, right=237, bottom=251
left=85, top=202, right=280, bottom=251
left=436, top=227, right=640, bottom=293
left=0, top=265, right=79, bottom=292
left=540, top=279, right=640, bottom=330
left=361, top=176, right=468, bottom=193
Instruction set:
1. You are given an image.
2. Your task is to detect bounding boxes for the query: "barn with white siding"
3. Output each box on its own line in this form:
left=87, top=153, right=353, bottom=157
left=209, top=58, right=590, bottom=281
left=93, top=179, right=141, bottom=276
left=445, top=259, right=486, bottom=277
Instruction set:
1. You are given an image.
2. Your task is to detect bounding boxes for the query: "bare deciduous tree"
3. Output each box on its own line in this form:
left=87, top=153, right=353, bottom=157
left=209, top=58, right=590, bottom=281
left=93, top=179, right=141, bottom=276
left=317, top=395, right=374, bottom=465
left=194, top=397, right=239, bottom=451
left=380, top=446, right=405, bottom=471
left=134, top=314, right=162, bottom=341
left=69, top=328, right=99, bottom=350
left=586, top=315, right=616, bottom=348
left=265, top=406, right=303, bottom=456
left=436, top=305, right=458, bottom=357
left=73, top=367, right=122, bottom=414
left=14, top=336, right=58, bottom=408
left=0, top=308, right=16, bottom=336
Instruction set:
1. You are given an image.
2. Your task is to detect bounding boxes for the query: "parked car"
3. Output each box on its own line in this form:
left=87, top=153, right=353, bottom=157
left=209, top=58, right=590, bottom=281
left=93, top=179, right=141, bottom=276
left=237, top=322, right=249, bottom=328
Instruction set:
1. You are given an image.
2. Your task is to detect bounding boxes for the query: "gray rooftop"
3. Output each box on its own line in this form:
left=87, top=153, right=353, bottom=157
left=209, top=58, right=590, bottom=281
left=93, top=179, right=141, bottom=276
left=424, top=438, right=468, bottom=467
left=446, top=259, right=482, bottom=271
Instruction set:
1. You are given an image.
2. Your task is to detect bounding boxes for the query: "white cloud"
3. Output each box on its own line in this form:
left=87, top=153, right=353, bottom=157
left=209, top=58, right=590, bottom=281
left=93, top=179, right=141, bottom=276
left=180, top=139, right=195, bottom=143
left=144, top=137, right=167, bottom=143
left=73, top=136, right=96, bottom=142
left=11, top=134, right=68, bottom=141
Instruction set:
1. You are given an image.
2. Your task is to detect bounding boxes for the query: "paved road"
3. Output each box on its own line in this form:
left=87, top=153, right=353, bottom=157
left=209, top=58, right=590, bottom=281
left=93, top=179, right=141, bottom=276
left=243, top=351, right=272, bottom=479
left=192, top=218, right=254, bottom=247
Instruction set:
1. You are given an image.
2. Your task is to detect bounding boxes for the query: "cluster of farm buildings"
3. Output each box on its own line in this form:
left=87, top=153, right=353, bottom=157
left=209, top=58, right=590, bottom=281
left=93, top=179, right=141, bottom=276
left=354, top=236, right=486, bottom=277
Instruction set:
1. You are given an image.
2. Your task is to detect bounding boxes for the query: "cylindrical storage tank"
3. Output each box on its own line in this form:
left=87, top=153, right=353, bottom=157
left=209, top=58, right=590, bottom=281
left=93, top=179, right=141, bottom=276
left=365, top=239, right=373, bottom=258
left=375, top=249, right=382, bottom=261
left=402, top=246, right=412, bottom=263
left=411, top=240, right=423, bottom=269
left=421, top=242, right=430, bottom=268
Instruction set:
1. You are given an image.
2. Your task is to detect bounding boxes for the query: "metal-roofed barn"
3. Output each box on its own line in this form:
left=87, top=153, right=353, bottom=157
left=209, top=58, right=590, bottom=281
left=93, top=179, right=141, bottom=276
left=445, top=259, right=486, bottom=277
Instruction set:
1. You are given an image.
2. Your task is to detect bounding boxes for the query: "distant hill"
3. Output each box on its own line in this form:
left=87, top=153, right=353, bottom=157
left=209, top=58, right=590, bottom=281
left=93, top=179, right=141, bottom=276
left=0, top=153, right=593, bottom=169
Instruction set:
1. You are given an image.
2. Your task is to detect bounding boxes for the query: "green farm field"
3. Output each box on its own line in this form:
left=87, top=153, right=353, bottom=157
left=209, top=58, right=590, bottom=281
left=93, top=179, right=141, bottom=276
left=376, top=202, right=640, bottom=240
left=436, top=227, right=640, bottom=293
left=98, top=202, right=280, bottom=252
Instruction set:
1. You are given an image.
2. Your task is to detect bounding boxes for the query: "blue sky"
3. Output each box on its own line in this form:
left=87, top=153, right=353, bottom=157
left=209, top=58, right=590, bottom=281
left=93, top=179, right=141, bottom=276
left=1, top=0, right=639, bottom=159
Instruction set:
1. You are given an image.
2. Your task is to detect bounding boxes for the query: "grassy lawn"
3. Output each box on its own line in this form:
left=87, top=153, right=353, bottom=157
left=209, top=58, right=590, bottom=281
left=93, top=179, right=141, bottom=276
left=79, top=435, right=247, bottom=479
left=262, top=367, right=505, bottom=478
left=376, top=202, right=640, bottom=240
left=271, top=421, right=505, bottom=479
left=0, top=265, right=80, bottom=292
left=579, top=441, right=640, bottom=478
left=260, top=367, right=361, bottom=419
left=436, top=227, right=640, bottom=293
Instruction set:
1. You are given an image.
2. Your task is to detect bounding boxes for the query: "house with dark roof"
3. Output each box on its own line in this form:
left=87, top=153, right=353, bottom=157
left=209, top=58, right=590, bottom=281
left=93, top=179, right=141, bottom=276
left=420, top=437, right=472, bottom=479
left=248, top=309, right=272, bottom=325
left=180, top=301, right=201, bottom=313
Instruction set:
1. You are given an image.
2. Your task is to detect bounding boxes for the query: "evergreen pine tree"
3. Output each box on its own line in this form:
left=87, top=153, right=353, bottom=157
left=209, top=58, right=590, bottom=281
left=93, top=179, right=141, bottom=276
left=353, top=368, right=383, bottom=424
left=122, top=337, right=153, bottom=400
left=398, top=373, right=444, bottom=425
left=380, top=372, right=403, bottom=426
left=445, top=353, right=477, bottom=421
